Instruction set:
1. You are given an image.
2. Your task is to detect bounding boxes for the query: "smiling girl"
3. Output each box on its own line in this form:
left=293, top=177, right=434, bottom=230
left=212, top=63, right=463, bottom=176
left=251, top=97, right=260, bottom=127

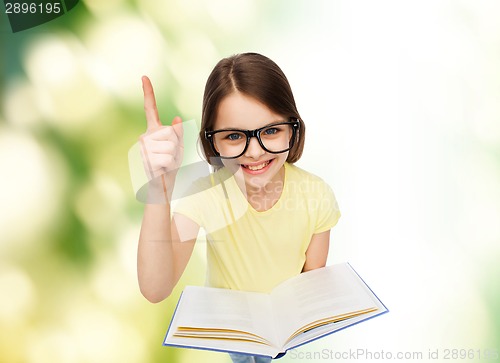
left=137, top=53, right=341, bottom=363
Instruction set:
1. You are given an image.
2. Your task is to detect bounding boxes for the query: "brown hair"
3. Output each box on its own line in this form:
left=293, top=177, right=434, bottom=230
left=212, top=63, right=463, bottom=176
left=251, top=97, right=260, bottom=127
left=200, top=53, right=305, bottom=167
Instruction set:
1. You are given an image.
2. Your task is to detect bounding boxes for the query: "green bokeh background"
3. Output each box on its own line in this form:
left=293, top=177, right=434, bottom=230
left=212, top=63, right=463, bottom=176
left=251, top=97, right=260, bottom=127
left=1, top=1, right=499, bottom=363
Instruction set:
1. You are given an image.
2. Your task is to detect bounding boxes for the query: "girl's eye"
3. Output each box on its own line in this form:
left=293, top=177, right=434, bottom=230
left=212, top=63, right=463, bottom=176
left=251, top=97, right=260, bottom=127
left=226, top=133, right=242, bottom=141
left=263, top=127, right=279, bottom=135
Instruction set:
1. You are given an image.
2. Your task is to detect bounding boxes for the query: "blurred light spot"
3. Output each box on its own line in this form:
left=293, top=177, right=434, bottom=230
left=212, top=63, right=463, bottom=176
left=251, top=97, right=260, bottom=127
left=82, top=0, right=126, bottom=17
left=91, top=255, right=136, bottom=307
left=0, top=267, right=36, bottom=324
left=170, top=31, right=217, bottom=87
left=174, top=87, right=202, bottom=120
left=138, top=0, right=206, bottom=34
left=83, top=54, right=114, bottom=92
left=26, top=327, right=78, bottom=363
left=3, top=78, right=41, bottom=128
left=0, top=128, right=66, bottom=255
left=0, top=323, right=26, bottom=363
left=24, top=34, right=77, bottom=87
left=23, top=33, right=109, bottom=131
left=179, top=347, right=226, bottom=363
left=118, top=225, right=142, bottom=279
left=202, top=0, right=256, bottom=33
left=73, top=172, right=125, bottom=235
left=168, top=31, right=217, bottom=115
left=67, top=305, right=148, bottom=363
left=85, top=13, right=167, bottom=101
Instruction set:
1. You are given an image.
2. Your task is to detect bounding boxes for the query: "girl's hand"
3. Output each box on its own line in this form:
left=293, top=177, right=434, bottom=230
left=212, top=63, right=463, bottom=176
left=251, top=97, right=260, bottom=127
left=139, top=76, right=184, bottom=186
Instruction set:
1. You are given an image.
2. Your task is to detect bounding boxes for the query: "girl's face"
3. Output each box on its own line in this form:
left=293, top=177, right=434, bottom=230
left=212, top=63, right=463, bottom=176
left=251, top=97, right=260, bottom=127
left=214, top=92, right=290, bottom=191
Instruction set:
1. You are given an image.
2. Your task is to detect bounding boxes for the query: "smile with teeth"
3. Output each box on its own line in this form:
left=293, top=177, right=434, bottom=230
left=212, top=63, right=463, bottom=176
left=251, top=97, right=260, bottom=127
left=242, top=160, right=271, bottom=171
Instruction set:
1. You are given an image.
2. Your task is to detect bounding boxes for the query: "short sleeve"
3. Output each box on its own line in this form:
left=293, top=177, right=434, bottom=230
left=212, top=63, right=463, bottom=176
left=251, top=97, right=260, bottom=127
left=172, top=191, right=204, bottom=226
left=171, top=171, right=222, bottom=226
left=313, top=181, right=341, bottom=234
left=172, top=171, right=250, bottom=233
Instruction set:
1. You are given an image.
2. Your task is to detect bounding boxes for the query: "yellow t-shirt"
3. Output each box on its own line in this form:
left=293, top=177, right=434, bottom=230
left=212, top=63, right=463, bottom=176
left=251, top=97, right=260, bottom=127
left=173, top=162, right=341, bottom=293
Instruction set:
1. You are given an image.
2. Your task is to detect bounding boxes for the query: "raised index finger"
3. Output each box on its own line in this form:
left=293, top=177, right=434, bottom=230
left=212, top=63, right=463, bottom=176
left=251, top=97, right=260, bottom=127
left=142, top=76, right=161, bottom=131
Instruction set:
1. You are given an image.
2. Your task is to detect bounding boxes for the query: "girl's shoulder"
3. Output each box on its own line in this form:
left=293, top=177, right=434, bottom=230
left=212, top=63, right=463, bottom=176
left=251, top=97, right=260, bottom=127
left=285, top=163, right=333, bottom=196
left=285, top=162, right=329, bottom=184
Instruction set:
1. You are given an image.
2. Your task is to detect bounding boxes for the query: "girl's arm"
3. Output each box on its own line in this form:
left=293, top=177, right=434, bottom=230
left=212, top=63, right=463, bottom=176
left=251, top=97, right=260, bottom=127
left=302, top=230, right=331, bottom=272
left=138, top=188, right=199, bottom=302
left=137, top=76, right=199, bottom=303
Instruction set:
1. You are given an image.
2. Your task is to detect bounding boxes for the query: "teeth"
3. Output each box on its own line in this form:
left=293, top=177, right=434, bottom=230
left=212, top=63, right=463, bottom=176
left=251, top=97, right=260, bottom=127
left=245, top=160, right=270, bottom=171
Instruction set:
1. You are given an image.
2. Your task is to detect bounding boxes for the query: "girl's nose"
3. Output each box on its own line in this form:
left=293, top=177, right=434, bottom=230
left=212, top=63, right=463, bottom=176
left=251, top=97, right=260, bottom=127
left=244, top=136, right=266, bottom=159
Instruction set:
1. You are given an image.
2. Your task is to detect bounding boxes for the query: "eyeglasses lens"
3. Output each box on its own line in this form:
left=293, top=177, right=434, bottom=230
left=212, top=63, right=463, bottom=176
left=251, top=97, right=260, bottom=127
left=213, top=123, right=293, bottom=158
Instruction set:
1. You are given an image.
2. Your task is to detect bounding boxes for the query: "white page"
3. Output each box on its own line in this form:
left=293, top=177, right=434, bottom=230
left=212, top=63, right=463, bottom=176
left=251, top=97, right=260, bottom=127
left=166, top=286, right=279, bottom=347
left=270, top=264, right=379, bottom=347
left=283, top=302, right=386, bottom=351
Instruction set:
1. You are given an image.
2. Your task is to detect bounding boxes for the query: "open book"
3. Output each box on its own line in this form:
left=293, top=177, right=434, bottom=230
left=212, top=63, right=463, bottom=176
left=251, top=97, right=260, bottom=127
left=164, top=263, right=388, bottom=359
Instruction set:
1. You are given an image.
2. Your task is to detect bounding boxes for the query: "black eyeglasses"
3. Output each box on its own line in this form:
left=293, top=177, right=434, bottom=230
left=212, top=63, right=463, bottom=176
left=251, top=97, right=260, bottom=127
left=205, top=118, right=300, bottom=159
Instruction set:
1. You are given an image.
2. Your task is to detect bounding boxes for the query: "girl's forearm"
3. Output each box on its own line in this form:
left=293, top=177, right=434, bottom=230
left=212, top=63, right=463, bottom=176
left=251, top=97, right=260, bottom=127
left=137, top=178, right=177, bottom=303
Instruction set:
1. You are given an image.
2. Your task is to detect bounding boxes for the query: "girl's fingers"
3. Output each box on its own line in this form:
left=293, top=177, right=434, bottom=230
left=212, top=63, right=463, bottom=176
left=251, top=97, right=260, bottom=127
left=148, top=154, right=177, bottom=171
left=149, top=126, right=177, bottom=141
left=140, top=77, right=184, bottom=177
left=142, top=76, right=161, bottom=131
left=171, top=116, right=184, bottom=147
left=148, top=140, right=177, bottom=154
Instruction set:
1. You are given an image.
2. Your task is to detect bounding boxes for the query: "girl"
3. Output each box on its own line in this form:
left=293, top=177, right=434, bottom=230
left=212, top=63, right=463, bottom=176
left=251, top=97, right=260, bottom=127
left=137, top=53, right=341, bottom=363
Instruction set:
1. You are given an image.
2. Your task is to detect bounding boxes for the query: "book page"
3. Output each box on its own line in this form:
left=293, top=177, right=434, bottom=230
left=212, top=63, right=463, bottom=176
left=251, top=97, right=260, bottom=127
left=270, top=263, right=379, bottom=347
left=167, top=286, right=279, bottom=347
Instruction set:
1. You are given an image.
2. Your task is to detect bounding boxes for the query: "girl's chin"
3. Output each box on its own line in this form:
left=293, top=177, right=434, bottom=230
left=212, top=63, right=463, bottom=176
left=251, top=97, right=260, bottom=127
left=228, top=164, right=272, bottom=189
left=243, top=166, right=284, bottom=190
left=244, top=175, right=269, bottom=189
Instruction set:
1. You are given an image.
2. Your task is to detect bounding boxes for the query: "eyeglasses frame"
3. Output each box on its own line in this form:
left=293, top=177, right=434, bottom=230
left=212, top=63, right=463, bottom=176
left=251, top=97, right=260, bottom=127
left=204, top=118, right=300, bottom=159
